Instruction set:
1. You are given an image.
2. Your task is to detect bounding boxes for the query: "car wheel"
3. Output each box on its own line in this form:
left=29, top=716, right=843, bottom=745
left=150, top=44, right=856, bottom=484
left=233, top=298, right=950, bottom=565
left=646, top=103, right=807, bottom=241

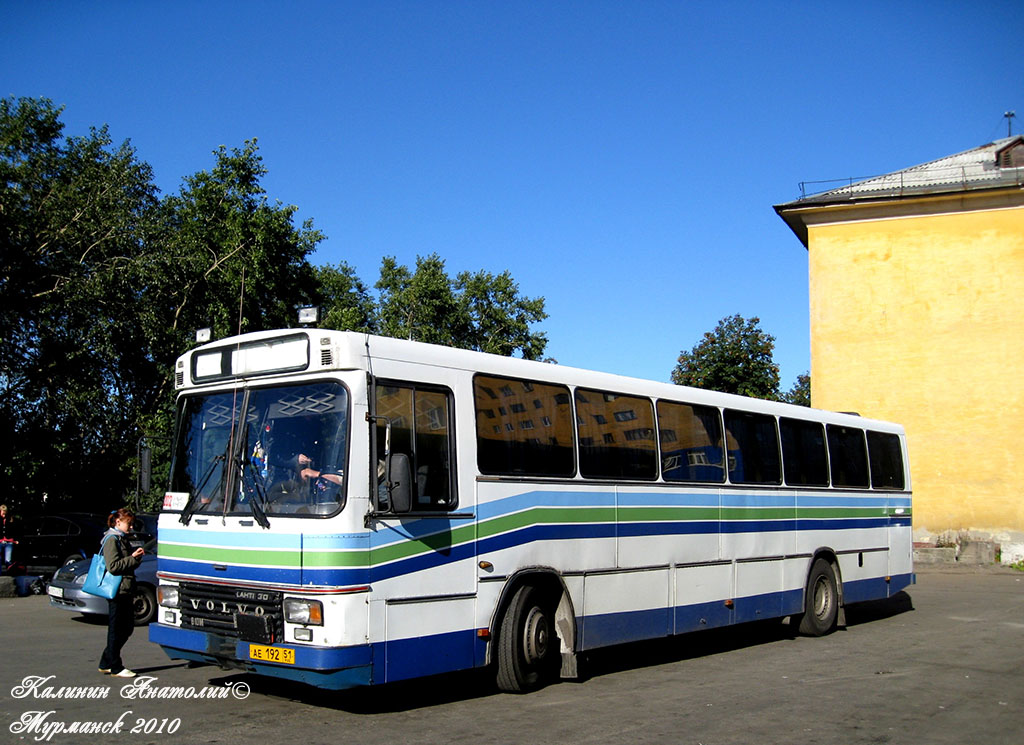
left=61, top=553, right=84, bottom=567
left=133, top=585, right=157, bottom=626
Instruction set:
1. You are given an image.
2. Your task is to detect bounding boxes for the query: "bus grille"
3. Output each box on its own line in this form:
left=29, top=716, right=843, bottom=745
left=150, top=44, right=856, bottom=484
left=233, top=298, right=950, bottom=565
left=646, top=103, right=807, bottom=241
left=179, top=582, right=284, bottom=644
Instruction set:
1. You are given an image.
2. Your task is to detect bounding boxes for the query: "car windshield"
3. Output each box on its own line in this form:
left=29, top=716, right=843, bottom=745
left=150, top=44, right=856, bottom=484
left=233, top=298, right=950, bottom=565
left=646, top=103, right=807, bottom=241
left=170, top=382, right=349, bottom=518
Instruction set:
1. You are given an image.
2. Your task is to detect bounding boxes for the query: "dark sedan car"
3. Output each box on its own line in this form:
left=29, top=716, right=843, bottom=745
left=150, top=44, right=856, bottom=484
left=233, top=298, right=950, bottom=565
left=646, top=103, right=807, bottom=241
left=16, top=513, right=108, bottom=575
left=47, top=547, right=159, bottom=626
left=14, top=512, right=157, bottom=576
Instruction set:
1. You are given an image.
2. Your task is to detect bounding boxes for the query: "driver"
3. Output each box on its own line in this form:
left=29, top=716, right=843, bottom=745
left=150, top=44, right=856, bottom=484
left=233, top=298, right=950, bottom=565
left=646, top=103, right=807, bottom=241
left=267, top=448, right=343, bottom=504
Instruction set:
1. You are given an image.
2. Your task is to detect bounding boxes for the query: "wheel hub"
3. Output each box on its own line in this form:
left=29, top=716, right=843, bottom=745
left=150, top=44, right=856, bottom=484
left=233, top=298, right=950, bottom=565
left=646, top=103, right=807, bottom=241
left=522, top=606, right=550, bottom=665
left=813, top=576, right=832, bottom=619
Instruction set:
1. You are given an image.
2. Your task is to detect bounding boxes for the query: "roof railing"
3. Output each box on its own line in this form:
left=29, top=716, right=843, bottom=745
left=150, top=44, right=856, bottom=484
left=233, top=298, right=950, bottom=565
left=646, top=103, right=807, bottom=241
left=796, top=164, right=1024, bottom=201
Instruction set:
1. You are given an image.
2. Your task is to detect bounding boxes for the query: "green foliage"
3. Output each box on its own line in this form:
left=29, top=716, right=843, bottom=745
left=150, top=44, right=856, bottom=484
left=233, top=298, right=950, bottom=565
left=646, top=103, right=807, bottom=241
left=315, top=261, right=376, bottom=333
left=1, top=97, right=549, bottom=514
left=376, top=254, right=466, bottom=346
left=1, top=97, right=160, bottom=512
left=372, top=254, right=548, bottom=359
left=455, top=268, right=548, bottom=359
left=781, top=372, right=811, bottom=407
left=671, top=315, right=780, bottom=399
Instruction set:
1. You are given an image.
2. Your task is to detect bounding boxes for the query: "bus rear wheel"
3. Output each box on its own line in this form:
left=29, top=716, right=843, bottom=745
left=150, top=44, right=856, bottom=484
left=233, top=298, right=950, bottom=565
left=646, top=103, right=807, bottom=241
left=798, top=558, right=839, bottom=636
left=496, top=584, right=557, bottom=693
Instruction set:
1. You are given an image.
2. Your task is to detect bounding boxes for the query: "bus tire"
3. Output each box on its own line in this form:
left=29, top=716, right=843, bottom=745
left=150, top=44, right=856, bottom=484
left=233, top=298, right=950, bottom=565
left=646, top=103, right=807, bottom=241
left=798, top=558, right=839, bottom=636
left=496, top=584, right=557, bottom=693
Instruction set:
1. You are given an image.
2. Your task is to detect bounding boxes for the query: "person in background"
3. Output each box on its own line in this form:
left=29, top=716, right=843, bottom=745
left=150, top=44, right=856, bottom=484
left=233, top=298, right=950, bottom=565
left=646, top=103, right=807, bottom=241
left=0, top=504, right=16, bottom=572
left=98, top=508, right=144, bottom=678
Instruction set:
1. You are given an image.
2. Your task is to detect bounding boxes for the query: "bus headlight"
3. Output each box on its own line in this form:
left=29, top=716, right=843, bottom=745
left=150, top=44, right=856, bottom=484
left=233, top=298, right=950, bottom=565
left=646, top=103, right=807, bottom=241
left=158, top=586, right=179, bottom=608
left=283, top=598, right=323, bottom=626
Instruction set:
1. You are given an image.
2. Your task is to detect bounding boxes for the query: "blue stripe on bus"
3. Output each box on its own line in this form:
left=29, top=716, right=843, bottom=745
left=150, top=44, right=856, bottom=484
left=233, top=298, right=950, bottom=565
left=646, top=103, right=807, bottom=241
left=617, top=491, right=721, bottom=507
left=158, top=557, right=370, bottom=587
left=151, top=572, right=917, bottom=689
left=477, top=490, right=617, bottom=521
left=580, top=589, right=805, bottom=650
left=162, top=515, right=906, bottom=586
left=843, top=572, right=914, bottom=603
left=382, top=629, right=487, bottom=684
left=150, top=621, right=484, bottom=689
left=475, top=489, right=907, bottom=523
left=159, top=528, right=302, bottom=548
left=149, top=623, right=375, bottom=690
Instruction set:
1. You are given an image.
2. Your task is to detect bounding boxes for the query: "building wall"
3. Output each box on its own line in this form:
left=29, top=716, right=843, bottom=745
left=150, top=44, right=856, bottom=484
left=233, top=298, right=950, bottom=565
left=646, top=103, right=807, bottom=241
left=808, top=203, right=1024, bottom=537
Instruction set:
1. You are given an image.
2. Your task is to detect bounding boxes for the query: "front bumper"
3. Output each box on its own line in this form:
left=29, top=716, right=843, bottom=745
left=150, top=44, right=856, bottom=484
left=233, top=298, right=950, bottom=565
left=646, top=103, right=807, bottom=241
left=149, top=623, right=373, bottom=690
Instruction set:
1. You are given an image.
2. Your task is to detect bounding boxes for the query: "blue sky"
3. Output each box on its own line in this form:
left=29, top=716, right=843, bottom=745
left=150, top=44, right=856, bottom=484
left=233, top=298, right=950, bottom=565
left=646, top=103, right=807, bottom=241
left=3, top=1, right=1021, bottom=389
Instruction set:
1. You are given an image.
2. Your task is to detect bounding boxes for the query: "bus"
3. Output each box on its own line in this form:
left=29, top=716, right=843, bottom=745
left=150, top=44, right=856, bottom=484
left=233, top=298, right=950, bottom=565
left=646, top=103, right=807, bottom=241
left=149, top=328, right=913, bottom=692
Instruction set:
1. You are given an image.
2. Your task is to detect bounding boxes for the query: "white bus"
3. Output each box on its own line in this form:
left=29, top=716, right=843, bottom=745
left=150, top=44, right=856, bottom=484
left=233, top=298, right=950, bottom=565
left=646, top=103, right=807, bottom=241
left=150, top=329, right=913, bottom=692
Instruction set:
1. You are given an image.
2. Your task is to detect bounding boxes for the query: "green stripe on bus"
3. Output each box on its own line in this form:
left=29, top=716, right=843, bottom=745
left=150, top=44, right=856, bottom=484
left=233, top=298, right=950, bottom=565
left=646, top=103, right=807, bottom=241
left=162, top=505, right=889, bottom=569
left=160, top=543, right=302, bottom=567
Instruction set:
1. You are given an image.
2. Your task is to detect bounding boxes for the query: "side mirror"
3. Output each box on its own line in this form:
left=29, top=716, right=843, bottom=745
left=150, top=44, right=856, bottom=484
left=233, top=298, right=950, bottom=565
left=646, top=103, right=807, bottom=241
left=388, top=453, right=413, bottom=513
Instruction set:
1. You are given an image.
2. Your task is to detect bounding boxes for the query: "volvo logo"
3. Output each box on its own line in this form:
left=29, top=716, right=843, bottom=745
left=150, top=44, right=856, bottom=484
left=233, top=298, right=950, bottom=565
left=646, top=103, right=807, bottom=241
left=188, top=599, right=266, bottom=615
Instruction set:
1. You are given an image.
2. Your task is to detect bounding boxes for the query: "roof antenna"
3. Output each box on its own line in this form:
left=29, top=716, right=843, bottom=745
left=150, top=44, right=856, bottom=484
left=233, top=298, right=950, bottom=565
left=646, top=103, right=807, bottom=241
left=1006, top=111, right=1016, bottom=137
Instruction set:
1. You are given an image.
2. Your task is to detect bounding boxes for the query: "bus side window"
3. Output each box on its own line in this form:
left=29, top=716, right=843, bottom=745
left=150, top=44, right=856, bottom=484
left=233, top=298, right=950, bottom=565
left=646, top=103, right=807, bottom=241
left=867, top=431, right=905, bottom=490
left=375, top=382, right=456, bottom=511
left=780, top=417, right=829, bottom=486
left=826, top=425, right=869, bottom=488
left=724, top=410, right=781, bottom=485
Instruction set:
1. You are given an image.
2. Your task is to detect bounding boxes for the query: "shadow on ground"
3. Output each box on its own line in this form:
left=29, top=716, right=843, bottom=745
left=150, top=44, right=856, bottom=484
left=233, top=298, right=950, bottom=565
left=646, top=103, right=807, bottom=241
left=198, top=592, right=914, bottom=713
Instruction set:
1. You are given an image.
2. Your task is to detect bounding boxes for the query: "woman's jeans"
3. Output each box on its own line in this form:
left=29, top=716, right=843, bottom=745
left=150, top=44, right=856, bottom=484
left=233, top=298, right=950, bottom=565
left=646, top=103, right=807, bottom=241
left=99, top=593, right=135, bottom=673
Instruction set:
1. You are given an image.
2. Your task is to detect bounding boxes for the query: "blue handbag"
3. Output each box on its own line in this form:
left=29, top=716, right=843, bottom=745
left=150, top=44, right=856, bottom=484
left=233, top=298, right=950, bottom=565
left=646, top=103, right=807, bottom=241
left=81, top=535, right=122, bottom=600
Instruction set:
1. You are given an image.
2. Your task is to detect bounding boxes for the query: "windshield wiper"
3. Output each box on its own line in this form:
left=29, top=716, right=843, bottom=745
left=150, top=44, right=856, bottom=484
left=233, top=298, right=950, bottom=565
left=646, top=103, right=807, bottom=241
left=180, top=453, right=226, bottom=526
left=237, top=452, right=271, bottom=529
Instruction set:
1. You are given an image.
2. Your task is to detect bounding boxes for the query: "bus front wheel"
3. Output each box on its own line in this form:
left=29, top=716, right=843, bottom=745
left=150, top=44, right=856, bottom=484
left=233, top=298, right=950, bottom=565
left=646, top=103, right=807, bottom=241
left=496, top=584, right=557, bottom=693
left=798, top=558, right=839, bottom=636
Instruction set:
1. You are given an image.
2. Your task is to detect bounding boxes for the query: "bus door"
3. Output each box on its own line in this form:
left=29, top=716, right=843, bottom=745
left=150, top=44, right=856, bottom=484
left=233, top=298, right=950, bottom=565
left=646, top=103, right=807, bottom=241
left=370, top=381, right=477, bottom=682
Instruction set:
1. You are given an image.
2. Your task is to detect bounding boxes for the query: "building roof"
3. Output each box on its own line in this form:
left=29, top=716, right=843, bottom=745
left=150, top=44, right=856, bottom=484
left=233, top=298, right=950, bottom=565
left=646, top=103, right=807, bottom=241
left=775, top=136, right=1024, bottom=246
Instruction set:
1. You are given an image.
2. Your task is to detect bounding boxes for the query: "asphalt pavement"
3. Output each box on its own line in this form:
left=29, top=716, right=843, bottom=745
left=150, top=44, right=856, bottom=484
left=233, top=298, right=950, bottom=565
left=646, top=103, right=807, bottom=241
left=2, top=565, right=1022, bottom=745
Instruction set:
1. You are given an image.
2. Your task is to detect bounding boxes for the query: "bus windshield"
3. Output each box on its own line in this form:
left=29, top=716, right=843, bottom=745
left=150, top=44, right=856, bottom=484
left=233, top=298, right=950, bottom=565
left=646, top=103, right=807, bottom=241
left=170, top=381, right=349, bottom=519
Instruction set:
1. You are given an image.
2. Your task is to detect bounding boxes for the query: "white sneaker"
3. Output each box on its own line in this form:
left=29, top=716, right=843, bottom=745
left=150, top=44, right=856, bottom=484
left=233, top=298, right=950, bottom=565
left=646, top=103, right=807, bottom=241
left=112, top=668, right=136, bottom=678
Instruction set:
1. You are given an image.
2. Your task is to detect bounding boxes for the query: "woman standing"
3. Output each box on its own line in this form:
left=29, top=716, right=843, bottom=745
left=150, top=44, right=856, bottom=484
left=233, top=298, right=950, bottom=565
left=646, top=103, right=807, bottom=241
left=0, top=504, right=16, bottom=572
left=98, top=508, right=144, bottom=678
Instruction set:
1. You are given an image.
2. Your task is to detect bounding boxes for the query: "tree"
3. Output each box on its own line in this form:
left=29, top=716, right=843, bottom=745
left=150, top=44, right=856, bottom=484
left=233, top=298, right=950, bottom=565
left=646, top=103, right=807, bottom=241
left=1, top=98, right=547, bottom=515
left=375, top=254, right=466, bottom=346
left=135, top=141, right=324, bottom=508
left=781, top=372, right=811, bottom=407
left=314, top=261, right=376, bottom=333
left=372, top=254, right=548, bottom=359
left=0, top=100, right=324, bottom=513
left=670, top=315, right=780, bottom=399
left=0, top=97, right=160, bottom=511
left=455, top=268, right=547, bottom=359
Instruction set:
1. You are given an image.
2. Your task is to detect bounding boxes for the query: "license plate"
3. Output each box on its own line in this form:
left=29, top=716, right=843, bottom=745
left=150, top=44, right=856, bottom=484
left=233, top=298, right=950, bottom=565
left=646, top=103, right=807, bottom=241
left=249, top=644, right=295, bottom=665
left=47, top=585, right=64, bottom=599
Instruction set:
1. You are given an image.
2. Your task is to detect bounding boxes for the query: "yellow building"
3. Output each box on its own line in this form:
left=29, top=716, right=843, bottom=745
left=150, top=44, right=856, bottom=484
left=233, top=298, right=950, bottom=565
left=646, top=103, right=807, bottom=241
left=775, top=136, right=1024, bottom=561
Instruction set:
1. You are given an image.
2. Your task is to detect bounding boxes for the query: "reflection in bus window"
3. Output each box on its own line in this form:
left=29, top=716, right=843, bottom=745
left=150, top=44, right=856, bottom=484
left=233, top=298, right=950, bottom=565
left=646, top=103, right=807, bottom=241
left=170, top=383, right=349, bottom=517
left=375, top=383, right=456, bottom=510
left=576, top=389, right=656, bottom=480
left=475, top=375, right=575, bottom=477
left=724, top=410, right=781, bottom=484
left=656, top=401, right=725, bottom=483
